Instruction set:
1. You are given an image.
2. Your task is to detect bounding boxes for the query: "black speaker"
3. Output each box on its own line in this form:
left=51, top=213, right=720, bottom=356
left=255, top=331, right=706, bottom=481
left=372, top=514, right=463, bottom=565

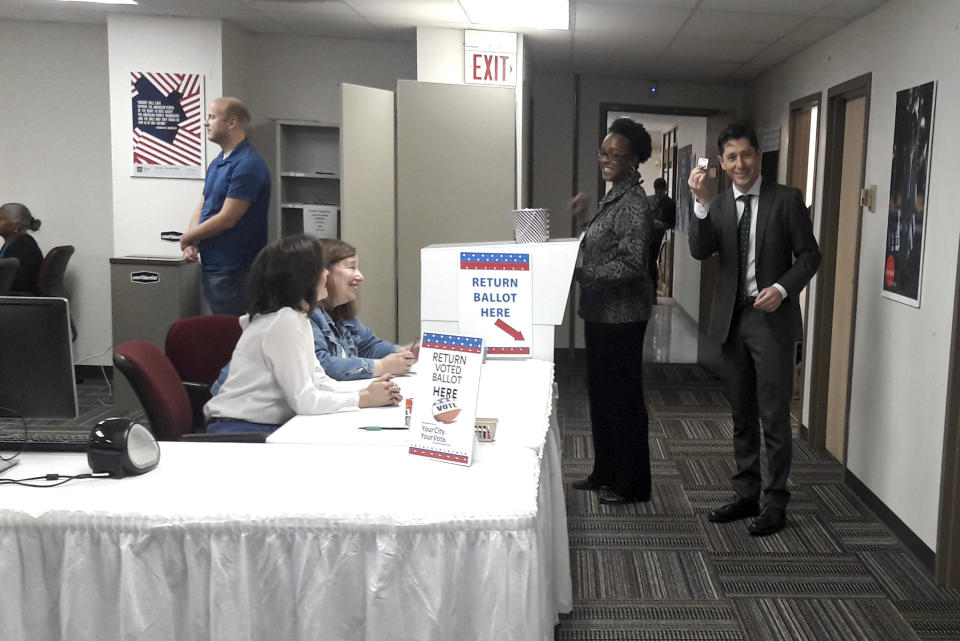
left=87, top=418, right=160, bottom=478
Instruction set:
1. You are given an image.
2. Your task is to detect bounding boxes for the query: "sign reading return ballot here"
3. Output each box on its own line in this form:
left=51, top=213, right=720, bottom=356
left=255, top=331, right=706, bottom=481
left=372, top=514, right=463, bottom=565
left=409, top=333, right=484, bottom=466
left=458, top=252, right=532, bottom=356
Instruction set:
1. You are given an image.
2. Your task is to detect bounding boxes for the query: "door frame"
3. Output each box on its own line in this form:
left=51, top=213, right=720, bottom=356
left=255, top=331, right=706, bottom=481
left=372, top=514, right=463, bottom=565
left=936, top=221, right=960, bottom=586
left=807, top=73, right=871, bottom=454
left=786, top=91, right=822, bottom=438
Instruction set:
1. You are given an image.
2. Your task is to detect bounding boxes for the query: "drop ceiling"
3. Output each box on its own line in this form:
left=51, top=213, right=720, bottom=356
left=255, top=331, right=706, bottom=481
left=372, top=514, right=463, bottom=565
left=0, top=0, right=889, bottom=83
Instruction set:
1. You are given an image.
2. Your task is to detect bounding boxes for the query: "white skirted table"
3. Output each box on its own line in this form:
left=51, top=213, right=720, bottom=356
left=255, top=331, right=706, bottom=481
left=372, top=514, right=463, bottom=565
left=0, top=360, right=571, bottom=641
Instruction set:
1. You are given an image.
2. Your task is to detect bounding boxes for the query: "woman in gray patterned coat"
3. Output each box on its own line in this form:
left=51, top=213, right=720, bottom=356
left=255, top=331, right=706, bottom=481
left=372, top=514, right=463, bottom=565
left=569, top=117, right=655, bottom=504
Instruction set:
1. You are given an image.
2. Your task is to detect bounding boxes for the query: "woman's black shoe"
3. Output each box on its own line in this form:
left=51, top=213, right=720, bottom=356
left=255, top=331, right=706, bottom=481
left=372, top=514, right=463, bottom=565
left=571, top=478, right=602, bottom=491
left=598, top=486, right=650, bottom=504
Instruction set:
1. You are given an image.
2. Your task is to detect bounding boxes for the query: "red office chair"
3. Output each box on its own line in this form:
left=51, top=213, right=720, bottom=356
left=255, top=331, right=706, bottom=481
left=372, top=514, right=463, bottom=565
left=165, top=315, right=243, bottom=385
left=114, top=340, right=265, bottom=443
left=165, top=315, right=243, bottom=427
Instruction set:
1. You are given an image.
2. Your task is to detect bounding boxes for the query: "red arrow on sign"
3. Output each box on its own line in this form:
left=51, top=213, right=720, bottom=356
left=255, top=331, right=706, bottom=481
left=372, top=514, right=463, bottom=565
left=495, top=319, right=525, bottom=341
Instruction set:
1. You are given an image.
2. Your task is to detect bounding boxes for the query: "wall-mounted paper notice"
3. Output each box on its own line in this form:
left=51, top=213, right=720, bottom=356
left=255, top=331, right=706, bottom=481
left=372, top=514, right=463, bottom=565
left=303, top=205, right=338, bottom=238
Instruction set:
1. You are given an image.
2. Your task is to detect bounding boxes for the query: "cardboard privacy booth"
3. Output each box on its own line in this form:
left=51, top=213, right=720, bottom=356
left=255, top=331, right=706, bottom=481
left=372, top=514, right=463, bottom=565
left=421, top=239, right=580, bottom=362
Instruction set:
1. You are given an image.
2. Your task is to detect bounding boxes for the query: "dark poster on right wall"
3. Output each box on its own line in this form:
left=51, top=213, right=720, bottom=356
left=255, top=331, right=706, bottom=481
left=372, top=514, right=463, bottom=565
left=883, top=80, right=937, bottom=307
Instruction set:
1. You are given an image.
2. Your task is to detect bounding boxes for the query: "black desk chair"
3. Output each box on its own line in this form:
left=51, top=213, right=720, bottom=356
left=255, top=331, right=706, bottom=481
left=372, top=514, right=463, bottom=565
left=0, top=258, right=20, bottom=295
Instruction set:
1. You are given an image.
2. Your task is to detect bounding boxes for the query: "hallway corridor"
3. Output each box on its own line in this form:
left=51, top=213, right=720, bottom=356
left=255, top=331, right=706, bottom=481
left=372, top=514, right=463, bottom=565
left=555, top=303, right=960, bottom=640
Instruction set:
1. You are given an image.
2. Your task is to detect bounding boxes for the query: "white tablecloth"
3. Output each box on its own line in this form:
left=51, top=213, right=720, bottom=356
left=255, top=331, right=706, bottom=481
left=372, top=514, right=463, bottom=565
left=0, top=360, right=571, bottom=641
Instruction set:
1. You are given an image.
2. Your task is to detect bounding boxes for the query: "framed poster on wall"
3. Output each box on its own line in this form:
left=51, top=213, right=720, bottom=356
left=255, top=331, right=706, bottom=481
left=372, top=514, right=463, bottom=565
left=131, top=72, right=205, bottom=179
left=882, top=80, right=937, bottom=307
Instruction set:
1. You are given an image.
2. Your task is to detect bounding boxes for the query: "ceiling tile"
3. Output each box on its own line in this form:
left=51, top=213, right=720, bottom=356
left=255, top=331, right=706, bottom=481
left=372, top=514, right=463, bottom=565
left=814, top=0, right=888, bottom=19
left=698, top=0, right=833, bottom=16
left=343, top=0, right=467, bottom=23
left=665, top=37, right=769, bottom=63
left=574, top=29, right=673, bottom=59
left=778, top=16, right=848, bottom=47
left=679, top=10, right=805, bottom=42
left=575, top=2, right=692, bottom=36
left=578, top=0, right=699, bottom=7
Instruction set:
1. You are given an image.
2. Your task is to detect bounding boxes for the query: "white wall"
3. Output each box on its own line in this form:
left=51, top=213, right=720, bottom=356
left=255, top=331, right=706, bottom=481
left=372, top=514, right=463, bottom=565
left=107, top=14, right=224, bottom=260
left=747, top=0, right=959, bottom=549
left=0, top=20, right=113, bottom=365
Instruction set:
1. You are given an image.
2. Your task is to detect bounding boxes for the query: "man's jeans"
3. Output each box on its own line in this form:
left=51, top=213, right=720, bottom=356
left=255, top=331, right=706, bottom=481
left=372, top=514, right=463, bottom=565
left=201, top=267, right=249, bottom=316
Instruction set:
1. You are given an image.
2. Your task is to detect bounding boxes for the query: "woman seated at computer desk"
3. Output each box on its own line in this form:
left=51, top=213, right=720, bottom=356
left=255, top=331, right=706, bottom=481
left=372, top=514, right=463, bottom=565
left=0, top=203, right=43, bottom=293
left=312, top=238, right=418, bottom=380
left=205, top=235, right=401, bottom=434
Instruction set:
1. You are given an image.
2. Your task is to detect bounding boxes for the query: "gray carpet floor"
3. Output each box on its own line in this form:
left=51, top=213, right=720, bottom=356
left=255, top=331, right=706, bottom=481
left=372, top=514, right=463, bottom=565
left=555, top=350, right=960, bottom=640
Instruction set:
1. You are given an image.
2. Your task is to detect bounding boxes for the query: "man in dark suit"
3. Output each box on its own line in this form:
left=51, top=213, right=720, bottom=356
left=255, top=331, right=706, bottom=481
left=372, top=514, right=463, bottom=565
left=687, top=123, right=821, bottom=536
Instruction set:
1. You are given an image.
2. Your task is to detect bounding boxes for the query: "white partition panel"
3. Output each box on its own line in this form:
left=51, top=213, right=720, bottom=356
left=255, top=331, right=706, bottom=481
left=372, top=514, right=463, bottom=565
left=341, top=83, right=397, bottom=342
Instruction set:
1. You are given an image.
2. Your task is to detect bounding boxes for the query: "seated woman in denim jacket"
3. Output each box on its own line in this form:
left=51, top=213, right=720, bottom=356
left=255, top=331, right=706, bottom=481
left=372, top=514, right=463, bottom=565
left=313, top=239, right=418, bottom=380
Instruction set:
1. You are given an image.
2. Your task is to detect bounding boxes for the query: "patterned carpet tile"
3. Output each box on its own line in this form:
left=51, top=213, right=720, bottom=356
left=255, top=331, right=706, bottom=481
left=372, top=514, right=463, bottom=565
left=660, top=417, right=734, bottom=441
left=571, top=549, right=724, bottom=601
left=558, top=602, right=744, bottom=641
left=565, top=481, right=693, bottom=517
left=789, top=460, right=845, bottom=484
left=667, top=440, right=734, bottom=459
left=645, top=389, right=731, bottom=414
left=704, top=513, right=847, bottom=557
left=568, top=515, right=706, bottom=551
left=675, top=458, right=738, bottom=487
left=857, top=550, right=960, bottom=602
left=896, top=601, right=960, bottom=640
left=685, top=488, right=821, bottom=518
left=563, top=460, right=682, bottom=484
left=562, top=433, right=672, bottom=462
left=714, top=554, right=885, bottom=597
left=733, top=598, right=922, bottom=641
left=827, top=519, right=903, bottom=550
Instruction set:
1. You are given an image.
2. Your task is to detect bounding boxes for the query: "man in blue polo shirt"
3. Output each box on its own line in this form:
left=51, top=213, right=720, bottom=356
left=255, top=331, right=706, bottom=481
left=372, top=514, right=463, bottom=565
left=180, top=97, right=270, bottom=315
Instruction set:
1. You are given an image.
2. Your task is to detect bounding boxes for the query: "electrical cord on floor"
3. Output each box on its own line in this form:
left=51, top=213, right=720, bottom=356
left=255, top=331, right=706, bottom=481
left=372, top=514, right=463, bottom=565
left=75, top=347, right=114, bottom=405
left=0, top=472, right=112, bottom=487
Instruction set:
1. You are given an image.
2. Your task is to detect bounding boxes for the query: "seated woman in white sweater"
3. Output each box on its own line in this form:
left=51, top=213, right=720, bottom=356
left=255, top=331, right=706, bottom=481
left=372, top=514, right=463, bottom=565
left=205, top=235, right=401, bottom=434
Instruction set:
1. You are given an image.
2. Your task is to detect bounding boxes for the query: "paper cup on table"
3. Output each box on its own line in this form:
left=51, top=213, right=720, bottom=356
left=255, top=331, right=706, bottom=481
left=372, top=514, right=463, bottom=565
left=512, top=208, right=549, bottom=243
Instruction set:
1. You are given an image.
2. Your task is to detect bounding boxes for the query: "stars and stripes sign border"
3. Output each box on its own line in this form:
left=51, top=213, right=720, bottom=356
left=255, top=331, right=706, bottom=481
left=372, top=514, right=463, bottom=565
left=131, top=71, right=205, bottom=179
left=459, top=252, right=530, bottom=271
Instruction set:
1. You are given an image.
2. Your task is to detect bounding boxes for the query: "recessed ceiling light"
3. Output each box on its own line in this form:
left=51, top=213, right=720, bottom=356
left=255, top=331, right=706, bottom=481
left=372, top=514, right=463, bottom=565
left=459, top=0, right=568, bottom=31
left=56, top=0, right=138, bottom=5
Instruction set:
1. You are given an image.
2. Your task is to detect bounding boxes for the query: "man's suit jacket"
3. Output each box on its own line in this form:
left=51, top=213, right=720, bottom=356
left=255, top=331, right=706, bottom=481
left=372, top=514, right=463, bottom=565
left=689, top=180, right=821, bottom=344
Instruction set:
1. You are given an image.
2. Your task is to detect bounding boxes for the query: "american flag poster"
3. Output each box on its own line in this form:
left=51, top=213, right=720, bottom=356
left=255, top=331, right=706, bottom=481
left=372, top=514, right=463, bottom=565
left=458, top=252, right=532, bottom=357
left=131, top=72, right=205, bottom=178
left=409, top=332, right=484, bottom=466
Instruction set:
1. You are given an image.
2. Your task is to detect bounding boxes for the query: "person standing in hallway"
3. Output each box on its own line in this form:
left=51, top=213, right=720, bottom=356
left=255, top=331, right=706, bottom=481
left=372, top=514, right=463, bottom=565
left=687, top=123, right=821, bottom=535
left=569, top=117, right=655, bottom=505
left=650, top=177, right=677, bottom=293
left=180, top=97, right=270, bottom=315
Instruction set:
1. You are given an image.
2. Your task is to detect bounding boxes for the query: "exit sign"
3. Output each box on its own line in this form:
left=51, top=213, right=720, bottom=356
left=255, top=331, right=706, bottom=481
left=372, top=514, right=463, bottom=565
left=464, top=30, right=517, bottom=87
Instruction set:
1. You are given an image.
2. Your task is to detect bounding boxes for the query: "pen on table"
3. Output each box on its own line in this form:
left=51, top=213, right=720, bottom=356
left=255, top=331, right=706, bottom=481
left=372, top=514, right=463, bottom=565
left=358, top=426, right=409, bottom=431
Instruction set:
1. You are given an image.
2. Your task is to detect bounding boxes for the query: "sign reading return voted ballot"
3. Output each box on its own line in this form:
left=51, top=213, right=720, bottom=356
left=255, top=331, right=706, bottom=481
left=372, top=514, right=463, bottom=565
left=458, top=252, right=532, bottom=356
left=408, top=333, right=484, bottom=466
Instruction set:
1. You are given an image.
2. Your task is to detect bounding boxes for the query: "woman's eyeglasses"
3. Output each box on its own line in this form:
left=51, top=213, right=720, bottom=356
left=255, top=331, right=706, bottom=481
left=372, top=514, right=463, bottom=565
left=597, top=148, right=631, bottom=162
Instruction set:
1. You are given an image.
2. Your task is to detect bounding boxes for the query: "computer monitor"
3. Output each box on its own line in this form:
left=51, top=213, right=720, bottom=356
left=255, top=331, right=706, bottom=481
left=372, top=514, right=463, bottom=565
left=0, top=296, right=78, bottom=419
